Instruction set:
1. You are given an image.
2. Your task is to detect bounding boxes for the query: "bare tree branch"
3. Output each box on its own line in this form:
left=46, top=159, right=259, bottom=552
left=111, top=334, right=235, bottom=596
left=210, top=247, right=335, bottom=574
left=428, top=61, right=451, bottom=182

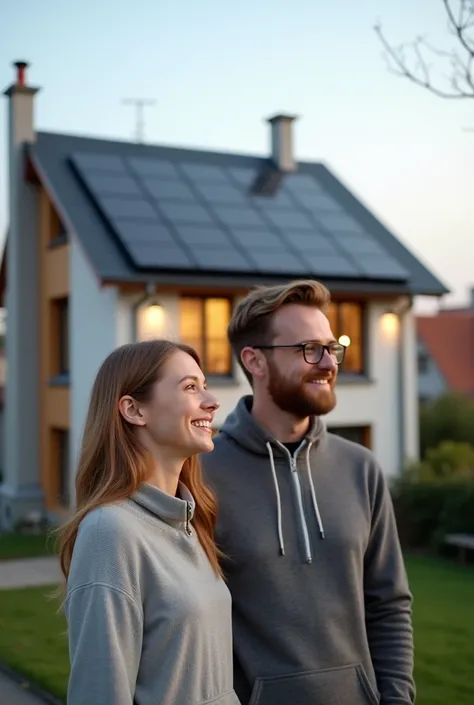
left=375, top=0, right=474, bottom=99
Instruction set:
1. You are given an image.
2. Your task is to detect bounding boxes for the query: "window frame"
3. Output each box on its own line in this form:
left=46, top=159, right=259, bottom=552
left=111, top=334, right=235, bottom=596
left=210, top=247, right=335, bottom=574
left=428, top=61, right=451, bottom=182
left=327, top=300, right=367, bottom=376
left=179, top=295, right=234, bottom=378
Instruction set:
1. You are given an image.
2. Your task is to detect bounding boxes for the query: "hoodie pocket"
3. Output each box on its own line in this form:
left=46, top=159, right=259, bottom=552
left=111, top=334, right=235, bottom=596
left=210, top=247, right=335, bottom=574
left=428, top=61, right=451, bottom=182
left=248, top=664, right=380, bottom=705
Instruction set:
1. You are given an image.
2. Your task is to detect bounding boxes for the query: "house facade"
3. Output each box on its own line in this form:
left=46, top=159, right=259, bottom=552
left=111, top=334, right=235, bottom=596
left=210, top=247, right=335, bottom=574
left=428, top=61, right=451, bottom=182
left=0, top=61, right=447, bottom=529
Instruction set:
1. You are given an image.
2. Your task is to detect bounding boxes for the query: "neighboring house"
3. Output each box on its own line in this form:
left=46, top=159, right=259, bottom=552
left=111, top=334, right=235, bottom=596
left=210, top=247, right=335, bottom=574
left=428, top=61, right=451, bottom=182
left=0, top=61, right=447, bottom=529
left=417, top=288, right=474, bottom=404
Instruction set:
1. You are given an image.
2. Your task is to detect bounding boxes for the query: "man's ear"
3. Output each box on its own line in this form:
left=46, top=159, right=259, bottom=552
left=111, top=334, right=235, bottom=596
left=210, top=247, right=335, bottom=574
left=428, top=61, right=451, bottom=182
left=240, top=347, right=267, bottom=380
left=118, top=395, right=147, bottom=426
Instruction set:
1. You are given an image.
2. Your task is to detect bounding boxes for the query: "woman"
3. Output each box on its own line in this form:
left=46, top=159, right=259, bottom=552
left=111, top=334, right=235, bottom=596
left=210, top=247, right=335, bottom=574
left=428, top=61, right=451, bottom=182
left=58, top=340, right=240, bottom=705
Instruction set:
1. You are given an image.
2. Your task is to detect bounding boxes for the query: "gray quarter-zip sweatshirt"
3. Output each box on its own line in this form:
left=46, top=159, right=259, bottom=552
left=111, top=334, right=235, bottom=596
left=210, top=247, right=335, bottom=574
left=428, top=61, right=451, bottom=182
left=203, top=396, right=414, bottom=705
left=65, top=482, right=240, bottom=705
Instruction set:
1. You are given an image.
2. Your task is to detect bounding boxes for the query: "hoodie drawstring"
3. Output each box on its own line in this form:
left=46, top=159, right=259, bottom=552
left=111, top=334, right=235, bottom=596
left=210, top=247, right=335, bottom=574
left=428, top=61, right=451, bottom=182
left=266, top=440, right=325, bottom=563
left=305, top=442, right=325, bottom=539
left=266, top=442, right=285, bottom=556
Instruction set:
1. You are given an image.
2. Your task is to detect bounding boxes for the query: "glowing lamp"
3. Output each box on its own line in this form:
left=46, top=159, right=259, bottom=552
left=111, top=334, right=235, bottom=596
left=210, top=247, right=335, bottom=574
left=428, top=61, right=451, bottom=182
left=380, top=312, right=399, bottom=339
left=135, top=284, right=166, bottom=341
left=338, top=335, right=351, bottom=347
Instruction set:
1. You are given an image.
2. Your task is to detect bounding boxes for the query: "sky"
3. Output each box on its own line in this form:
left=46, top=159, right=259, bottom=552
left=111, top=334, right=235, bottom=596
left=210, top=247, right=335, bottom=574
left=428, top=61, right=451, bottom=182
left=1, top=0, right=473, bottom=312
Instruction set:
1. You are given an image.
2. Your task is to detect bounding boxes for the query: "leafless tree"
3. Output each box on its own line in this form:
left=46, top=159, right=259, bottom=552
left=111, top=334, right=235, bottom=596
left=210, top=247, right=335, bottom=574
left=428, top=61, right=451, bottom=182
left=375, top=0, right=474, bottom=99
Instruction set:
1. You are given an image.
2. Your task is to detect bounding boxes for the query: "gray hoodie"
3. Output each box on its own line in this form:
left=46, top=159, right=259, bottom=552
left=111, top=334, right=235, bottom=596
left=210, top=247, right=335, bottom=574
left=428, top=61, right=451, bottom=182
left=65, top=482, right=240, bottom=705
left=203, top=396, right=415, bottom=705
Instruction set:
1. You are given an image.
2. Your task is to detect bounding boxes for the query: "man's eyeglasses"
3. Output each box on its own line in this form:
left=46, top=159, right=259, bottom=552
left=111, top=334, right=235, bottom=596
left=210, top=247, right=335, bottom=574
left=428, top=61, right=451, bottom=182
left=253, top=341, right=346, bottom=366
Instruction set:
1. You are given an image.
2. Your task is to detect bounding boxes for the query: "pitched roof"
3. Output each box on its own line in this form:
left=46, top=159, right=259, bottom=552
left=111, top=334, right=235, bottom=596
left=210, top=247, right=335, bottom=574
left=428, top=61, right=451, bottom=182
left=27, top=130, right=447, bottom=295
left=417, top=311, right=474, bottom=394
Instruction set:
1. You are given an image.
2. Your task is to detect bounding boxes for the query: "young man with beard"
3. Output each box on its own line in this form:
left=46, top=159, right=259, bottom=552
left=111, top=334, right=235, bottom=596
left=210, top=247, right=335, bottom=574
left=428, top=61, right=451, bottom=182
left=202, top=280, right=415, bottom=705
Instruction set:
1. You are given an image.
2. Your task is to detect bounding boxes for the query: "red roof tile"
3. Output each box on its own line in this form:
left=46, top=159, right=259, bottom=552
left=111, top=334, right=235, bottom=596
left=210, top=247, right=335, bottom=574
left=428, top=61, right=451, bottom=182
left=417, top=311, right=474, bottom=395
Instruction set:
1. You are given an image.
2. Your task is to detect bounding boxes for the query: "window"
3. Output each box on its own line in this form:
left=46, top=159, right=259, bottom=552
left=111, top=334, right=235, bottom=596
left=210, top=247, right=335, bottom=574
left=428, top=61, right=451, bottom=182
left=51, top=297, right=69, bottom=378
left=326, top=301, right=364, bottom=374
left=329, top=425, right=371, bottom=448
left=179, top=297, right=232, bottom=376
left=418, top=352, right=430, bottom=374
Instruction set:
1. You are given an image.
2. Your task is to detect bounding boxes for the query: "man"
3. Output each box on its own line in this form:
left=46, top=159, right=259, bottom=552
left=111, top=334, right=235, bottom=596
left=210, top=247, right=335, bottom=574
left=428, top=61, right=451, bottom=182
left=203, top=279, right=415, bottom=705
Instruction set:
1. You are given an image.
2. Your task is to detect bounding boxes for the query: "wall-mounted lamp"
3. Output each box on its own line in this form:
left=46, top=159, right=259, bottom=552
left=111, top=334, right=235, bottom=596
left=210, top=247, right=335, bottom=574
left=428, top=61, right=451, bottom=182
left=134, top=284, right=166, bottom=341
left=338, top=334, right=351, bottom=347
left=380, top=311, right=399, bottom=340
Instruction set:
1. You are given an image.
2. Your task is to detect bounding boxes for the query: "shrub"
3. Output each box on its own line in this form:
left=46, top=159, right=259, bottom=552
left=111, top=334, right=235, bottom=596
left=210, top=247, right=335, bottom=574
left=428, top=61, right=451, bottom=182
left=420, top=394, right=474, bottom=458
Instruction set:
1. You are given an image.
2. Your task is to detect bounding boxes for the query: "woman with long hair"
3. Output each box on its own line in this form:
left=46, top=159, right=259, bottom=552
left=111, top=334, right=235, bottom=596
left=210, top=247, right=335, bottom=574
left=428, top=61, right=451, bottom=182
left=58, top=340, right=240, bottom=705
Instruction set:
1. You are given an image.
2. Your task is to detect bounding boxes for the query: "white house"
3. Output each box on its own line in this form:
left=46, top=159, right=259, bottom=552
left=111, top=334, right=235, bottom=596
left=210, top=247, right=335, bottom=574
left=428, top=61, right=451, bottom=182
left=0, top=61, right=447, bottom=529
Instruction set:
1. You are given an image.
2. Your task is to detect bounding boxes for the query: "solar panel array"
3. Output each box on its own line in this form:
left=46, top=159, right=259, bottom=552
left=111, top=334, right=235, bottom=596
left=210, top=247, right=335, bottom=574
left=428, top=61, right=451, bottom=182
left=69, top=152, right=409, bottom=280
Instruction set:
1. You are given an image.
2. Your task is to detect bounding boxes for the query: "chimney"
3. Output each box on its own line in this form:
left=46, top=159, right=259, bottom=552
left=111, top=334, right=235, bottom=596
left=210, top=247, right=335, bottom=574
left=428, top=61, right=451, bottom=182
left=267, top=114, right=298, bottom=172
left=0, top=60, right=43, bottom=529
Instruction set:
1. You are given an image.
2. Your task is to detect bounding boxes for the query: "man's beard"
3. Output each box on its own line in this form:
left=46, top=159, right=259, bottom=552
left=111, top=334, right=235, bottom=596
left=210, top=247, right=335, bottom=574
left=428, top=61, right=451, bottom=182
left=266, top=357, right=336, bottom=419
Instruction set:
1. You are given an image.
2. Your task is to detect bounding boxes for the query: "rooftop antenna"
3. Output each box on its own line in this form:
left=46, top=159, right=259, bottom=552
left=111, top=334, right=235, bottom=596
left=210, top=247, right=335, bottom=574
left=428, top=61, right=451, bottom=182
left=122, top=98, right=156, bottom=143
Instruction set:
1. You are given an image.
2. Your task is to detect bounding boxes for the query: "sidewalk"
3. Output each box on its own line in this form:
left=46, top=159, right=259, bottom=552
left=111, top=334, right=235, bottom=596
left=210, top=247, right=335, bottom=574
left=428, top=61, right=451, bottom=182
left=0, top=556, right=61, bottom=590
left=0, top=670, right=53, bottom=705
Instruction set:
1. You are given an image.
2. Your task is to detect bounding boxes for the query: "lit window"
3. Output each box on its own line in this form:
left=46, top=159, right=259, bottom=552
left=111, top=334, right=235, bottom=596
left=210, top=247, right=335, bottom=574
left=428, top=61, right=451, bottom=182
left=326, top=301, right=364, bottom=374
left=179, top=297, right=232, bottom=375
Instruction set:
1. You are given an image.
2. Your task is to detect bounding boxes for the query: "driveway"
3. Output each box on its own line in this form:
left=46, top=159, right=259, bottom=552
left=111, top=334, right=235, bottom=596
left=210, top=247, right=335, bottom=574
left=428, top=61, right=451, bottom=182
left=0, top=670, right=54, bottom=705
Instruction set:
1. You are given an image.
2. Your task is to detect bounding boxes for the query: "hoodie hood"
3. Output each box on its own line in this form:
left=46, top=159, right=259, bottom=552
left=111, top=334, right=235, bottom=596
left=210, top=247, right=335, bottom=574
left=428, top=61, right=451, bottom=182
left=220, top=395, right=326, bottom=457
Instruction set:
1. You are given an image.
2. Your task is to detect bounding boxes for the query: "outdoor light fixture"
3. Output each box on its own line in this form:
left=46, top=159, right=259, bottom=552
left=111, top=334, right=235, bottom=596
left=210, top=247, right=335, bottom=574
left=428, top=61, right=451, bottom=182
left=134, top=283, right=166, bottom=341
left=380, top=311, right=399, bottom=340
left=338, top=334, right=351, bottom=347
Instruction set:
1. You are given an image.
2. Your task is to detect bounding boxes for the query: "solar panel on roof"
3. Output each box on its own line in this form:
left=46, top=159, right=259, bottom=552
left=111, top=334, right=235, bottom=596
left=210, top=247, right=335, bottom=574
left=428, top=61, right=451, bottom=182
left=129, top=158, right=179, bottom=179
left=176, top=225, right=227, bottom=246
left=302, top=253, right=360, bottom=277
left=85, top=174, right=142, bottom=197
left=141, top=178, right=195, bottom=201
left=194, top=182, right=245, bottom=205
left=264, top=209, right=314, bottom=231
left=181, top=163, right=228, bottom=182
left=72, top=152, right=126, bottom=173
left=159, top=201, right=214, bottom=225
left=288, top=231, right=338, bottom=253
left=126, top=241, right=194, bottom=269
left=284, top=173, right=322, bottom=193
left=293, top=190, right=342, bottom=213
left=97, top=196, right=158, bottom=221
left=357, top=255, right=408, bottom=279
left=334, top=234, right=386, bottom=256
left=214, top=206, right=266, bottom=228
left=227, top=167, right=256, bottom=187
left=114, top=221, right=174, bottom=245
left=192, top=247, right=252, bottom=271
left=252, top=189, right=295, bottom=209
left=247, top=250, right=308, bottom=274
left=230, top=228, right=284, bottom=250
left=317, top=212, right=365, bottom=234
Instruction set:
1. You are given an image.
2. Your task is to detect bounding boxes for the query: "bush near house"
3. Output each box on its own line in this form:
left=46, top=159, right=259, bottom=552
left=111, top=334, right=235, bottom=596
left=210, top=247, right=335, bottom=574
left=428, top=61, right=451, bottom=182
left=420, top=394, right=474, bottom=458
left=392, top=441, right=474, bottom=551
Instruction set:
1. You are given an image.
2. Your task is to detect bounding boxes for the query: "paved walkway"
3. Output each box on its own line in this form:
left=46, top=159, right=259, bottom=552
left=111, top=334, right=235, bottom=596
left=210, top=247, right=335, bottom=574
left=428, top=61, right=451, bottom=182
left=0, top=556, right=61, bottom=589
left=0, top=669, right=53, bottom=705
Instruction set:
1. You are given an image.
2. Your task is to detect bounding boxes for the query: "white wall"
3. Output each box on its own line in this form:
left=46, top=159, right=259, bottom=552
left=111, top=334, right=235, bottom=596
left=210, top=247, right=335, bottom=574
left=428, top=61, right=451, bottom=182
left=116, top=294, right=417, bottom=476
left=69, top=236, right=118, bottom=502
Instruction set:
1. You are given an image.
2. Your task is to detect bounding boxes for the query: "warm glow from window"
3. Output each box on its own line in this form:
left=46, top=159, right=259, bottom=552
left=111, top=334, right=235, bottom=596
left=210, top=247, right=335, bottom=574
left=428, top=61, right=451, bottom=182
left=380, top=312, right=399, bottom=339
left=338, top=335, right=351, bottom=347
left=137, top=303, right=165, bottom=340
left=327, top=303, right=363, bottom=373
left=179, top=296, right=232, bottom=375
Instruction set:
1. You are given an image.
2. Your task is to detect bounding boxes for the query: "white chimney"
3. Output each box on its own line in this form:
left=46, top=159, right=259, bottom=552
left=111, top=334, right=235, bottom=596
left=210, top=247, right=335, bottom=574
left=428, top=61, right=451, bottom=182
left=0, top=60, right=43, bottom=529
left=267, top=114, right=298, bottom=172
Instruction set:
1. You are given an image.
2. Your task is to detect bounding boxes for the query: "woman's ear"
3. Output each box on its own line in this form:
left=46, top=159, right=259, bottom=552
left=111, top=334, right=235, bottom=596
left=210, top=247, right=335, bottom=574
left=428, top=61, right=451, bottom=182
left=118, top=395, right=147, bottom=426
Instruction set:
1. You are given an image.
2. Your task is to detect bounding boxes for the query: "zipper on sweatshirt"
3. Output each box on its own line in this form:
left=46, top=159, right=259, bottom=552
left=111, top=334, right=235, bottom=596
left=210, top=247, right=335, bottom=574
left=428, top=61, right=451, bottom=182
left=289, top=454, right=313, bottom=564
left=185, top=502, right=193, bottom=536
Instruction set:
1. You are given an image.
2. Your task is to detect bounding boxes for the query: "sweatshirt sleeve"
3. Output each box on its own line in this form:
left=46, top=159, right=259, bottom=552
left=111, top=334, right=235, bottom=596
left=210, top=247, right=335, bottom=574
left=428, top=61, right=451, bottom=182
left=65, top=583, right=143, bottom=705
left=364, top=465, right=415, bottom=705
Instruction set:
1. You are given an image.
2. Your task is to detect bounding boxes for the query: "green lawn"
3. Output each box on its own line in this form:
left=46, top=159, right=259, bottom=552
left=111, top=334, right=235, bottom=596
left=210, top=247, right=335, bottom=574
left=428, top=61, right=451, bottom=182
left=0, top=532, right=55, bottom=561
left=0, top=555, right=472, bottom=703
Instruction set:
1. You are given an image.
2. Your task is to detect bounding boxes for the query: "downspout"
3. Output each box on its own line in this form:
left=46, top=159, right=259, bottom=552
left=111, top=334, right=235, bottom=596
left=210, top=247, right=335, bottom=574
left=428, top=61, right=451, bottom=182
left=396, top=296, right=413, bottom=473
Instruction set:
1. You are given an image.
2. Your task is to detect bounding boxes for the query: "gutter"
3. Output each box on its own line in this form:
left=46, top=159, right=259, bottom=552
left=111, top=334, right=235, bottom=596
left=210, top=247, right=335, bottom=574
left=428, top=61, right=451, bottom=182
left=394, top=296, right=413, bottom=472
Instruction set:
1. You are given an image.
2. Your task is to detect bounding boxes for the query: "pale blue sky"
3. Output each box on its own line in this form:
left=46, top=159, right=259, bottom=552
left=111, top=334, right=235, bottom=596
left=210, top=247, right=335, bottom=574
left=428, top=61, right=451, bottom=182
left=1, top=0, right=473, bottom=310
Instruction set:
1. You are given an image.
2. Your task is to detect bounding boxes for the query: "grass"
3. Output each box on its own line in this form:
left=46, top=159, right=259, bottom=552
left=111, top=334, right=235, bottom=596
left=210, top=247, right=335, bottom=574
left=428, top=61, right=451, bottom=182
left=0, top=555, right=472, bottom=703
left=0, top=532, right=55, bottom=561
left=0, top=584, right=68, bottom=700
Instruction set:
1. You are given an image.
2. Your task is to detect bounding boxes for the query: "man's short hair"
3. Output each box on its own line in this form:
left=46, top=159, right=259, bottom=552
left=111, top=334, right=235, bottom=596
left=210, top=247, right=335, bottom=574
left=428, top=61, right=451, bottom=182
left=228, top=279, right=331, bottom=382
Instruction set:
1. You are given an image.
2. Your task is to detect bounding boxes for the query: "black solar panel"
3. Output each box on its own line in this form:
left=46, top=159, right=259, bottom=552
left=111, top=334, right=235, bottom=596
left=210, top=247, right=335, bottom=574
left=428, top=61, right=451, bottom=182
left=69, top=151, right=410, bottom=281
left=141, top=178, right=195, bottom=201
left=129, top=157, right=179, bottom=179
